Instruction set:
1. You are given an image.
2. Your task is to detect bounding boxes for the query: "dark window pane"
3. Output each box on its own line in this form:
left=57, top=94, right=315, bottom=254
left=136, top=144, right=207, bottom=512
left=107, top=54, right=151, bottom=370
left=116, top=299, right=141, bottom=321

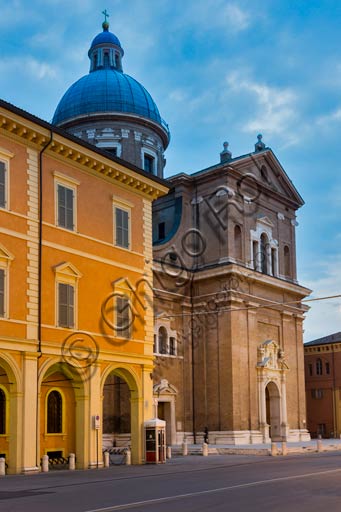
left=0, top=389, right=5, bottom=434
left=0, top=162, right=5, bottom=208
left=47, top=390, right=62, bottom=433
left=0, top=269, right=4, bottom=317
left=158, top=222, right=165, bottom=240
left=144, top=154, right=154, bottom=173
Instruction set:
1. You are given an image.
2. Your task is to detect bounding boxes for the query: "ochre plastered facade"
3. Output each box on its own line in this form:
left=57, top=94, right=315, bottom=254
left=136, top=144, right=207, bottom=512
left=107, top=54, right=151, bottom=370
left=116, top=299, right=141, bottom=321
left=0, top=101, right=168, bottom=473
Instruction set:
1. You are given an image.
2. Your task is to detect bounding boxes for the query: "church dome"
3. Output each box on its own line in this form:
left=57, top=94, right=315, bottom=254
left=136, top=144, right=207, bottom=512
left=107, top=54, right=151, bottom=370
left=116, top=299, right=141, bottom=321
left=52, top=21, right=167, bottom=135
left=52, top=70, right=163, bottom=126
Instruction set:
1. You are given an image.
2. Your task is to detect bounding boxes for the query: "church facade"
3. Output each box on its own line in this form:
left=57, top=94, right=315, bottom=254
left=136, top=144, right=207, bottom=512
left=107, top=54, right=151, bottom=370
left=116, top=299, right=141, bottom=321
left=152, top=141, right=311, bottom=444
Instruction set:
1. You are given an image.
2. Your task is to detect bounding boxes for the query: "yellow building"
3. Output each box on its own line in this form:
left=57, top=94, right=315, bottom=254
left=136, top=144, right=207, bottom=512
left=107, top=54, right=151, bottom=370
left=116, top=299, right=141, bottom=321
left=0, top=99, right=168, bottom=473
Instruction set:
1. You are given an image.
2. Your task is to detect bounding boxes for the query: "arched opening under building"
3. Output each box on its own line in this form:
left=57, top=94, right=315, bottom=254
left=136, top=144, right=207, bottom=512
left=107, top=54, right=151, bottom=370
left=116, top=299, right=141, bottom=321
left=0, top=358, right=19, bottom=473
left=265, top=381, right=281, bottom=441
left=103, top=374, right=131, bottom=448
left=40, top=363, right=83, bottom=467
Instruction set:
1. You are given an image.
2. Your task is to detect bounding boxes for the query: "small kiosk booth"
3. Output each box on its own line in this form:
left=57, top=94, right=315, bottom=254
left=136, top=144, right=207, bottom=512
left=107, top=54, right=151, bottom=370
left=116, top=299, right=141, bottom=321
left=144, top=418, right=166, bottom=464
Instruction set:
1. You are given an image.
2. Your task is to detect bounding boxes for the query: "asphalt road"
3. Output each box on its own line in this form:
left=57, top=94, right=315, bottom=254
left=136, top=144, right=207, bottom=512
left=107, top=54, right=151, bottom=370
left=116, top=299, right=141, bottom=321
left=1, top=453, right=341, bottom=511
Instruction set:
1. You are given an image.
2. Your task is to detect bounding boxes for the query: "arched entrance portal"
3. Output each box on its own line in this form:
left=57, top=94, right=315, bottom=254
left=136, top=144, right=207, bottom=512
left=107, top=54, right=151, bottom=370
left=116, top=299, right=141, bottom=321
left=265, top=381, right=281, bottom=441
left=39, top=362, right=85, bottom=468
left=0, top=357, right=20, bottom=474
left=103, top=374, right=131, bottom=447
left=102, top=367, right=142, bottom=463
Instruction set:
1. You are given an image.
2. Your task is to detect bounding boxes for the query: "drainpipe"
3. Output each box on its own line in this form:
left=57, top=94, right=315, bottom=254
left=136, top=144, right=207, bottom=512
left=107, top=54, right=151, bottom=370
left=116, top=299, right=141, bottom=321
left=36, top=131, right=53, bottom=468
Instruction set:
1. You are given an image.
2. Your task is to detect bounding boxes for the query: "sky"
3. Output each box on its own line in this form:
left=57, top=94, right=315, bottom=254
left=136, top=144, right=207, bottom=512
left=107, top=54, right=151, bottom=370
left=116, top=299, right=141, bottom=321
left=0, top=0, right=340, bottom=341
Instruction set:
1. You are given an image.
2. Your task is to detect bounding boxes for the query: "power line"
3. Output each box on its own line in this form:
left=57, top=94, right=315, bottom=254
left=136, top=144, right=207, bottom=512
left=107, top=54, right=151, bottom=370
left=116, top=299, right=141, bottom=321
left=160, top=293, right=341, bottom=319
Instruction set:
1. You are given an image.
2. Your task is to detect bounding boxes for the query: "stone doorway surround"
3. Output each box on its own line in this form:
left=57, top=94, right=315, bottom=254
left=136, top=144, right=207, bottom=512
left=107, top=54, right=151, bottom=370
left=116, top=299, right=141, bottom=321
left=153, top=379, right=177, bottom=446
left=257, top=340, right=289, bottom=442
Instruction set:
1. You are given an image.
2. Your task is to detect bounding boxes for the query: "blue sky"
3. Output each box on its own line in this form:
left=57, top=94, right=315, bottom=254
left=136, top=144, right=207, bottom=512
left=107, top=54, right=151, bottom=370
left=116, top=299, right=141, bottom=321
left=0, top=0, right=340, bottom=341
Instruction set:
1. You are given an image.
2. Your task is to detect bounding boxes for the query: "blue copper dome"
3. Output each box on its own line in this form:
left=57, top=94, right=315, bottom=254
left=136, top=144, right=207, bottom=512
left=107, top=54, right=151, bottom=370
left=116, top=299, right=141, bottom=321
left=90, top=30, right=121, bottom=50
left=52, top=22, right=169, bottom=137
left=52, top=69, right=163, bottom=125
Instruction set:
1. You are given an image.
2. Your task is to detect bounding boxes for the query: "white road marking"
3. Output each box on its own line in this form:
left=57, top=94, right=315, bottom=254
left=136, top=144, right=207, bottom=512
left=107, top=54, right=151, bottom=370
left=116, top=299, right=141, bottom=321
left=85, top=468, right=341, bottom=511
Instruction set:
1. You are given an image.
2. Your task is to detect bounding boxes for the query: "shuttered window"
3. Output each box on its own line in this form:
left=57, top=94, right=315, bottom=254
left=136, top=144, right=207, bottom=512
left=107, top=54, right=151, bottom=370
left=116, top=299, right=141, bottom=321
left=0, top=162, right=6, bottom=208
left=58, top=185, right=74, bottom=230
left=115, top=296, right=130, bottom=338
left=0, top=269, right=4, bottom=317
left=115, top=207, right=129, bottom=249
left=58, top=283, right=74, bottom=328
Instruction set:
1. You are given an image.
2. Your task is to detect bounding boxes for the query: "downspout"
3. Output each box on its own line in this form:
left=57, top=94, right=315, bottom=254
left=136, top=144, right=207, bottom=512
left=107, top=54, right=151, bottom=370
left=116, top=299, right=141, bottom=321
left=36, top=131, right=53, bottom=468
left=38, top=131, right=53, bottom=354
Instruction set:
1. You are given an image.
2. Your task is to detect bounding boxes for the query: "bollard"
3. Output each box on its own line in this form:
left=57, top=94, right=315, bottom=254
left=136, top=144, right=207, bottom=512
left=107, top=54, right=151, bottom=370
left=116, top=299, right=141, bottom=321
left=271, top=442, right=278, bottom=456
left=104, top=451, right=110, bottom=468
left=0, top=458, right=5, bottom=476
left=42, top=454, right=49, bottom=472
left=125, top=449, right=131, bottom=465
left=281, top=442, right=288, bottom=456
left=166, top=446, right=172, bottom=459
left=202, top=443, right=208, bottom=456
left=182, top=440, right=188, bottom=456
left=317, top=439, right=322, bottom=452
left=69, top=453, right=75, bottom=470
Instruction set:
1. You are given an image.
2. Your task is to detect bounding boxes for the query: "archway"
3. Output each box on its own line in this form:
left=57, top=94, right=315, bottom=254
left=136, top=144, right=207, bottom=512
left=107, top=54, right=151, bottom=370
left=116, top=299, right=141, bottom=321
left=102, top=366, right=141, bottom=464
left=0, top=357, right=20, bottom=474
left=39, top=362, right=85, bottom=469
left=265, top=381, right=281, bottom=441
left=103, top=374, right=131, bottom=447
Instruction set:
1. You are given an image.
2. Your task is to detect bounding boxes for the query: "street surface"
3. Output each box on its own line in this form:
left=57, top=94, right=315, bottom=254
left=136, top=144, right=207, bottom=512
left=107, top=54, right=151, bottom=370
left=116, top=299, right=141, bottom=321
left=1, top=452, right=341, bottom=511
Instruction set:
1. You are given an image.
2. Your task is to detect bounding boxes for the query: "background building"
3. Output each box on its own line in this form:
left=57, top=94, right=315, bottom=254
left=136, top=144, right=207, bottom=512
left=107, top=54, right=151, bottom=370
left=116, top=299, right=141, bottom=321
left=304, top=332, right=341, bottom=438
left=152, top=139, right=311, bottom=444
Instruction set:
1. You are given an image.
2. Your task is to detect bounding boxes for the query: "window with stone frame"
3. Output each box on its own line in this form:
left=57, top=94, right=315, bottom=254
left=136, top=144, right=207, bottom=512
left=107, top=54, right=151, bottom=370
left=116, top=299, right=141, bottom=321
left=115, top=207, right=130, bottom=249
left=57, top=184, right=74, bottom=231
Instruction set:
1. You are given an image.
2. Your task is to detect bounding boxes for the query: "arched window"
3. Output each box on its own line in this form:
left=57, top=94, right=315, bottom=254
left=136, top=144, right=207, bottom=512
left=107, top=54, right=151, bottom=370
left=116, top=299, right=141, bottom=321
left=0, top=389, right=5, bottom=435
left=47, top=390, right=63, bottom=433
left=260, top=233, right=269, bottom=274
left=316, top=358, right=323, bottom=376
left=234, top=225, right=242, bottom=260
left=284, top=245, right=291, bottom=276
left=158, top=327, right=168, bottom=355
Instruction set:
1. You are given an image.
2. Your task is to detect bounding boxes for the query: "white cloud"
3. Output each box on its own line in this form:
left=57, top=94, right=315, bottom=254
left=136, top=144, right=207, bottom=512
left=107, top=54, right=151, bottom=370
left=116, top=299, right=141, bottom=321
left=317, top=107, right=341, bottom=125
left=224, top=3, right=250, bottom=32
left=226, top=71, right=299, bottom=144
left=0, top=57, right=57, bottom=81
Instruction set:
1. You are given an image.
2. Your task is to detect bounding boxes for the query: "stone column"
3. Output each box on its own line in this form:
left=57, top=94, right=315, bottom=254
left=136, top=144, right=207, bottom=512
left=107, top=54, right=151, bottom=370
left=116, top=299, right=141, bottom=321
left=280, top=372, right=289, bottom=440
left=22, top=353, right=39, bottom=474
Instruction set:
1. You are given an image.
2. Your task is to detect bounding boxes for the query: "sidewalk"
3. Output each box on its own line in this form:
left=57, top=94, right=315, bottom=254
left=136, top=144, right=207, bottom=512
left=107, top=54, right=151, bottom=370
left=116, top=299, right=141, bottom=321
left=172, top=438, right=341, bottom=456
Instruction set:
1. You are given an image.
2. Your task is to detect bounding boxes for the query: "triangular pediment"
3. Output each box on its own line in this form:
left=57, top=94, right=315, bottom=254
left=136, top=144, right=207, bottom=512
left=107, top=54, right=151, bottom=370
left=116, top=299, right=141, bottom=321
left=153, top=379, right=178, bottom=395
left=257, top=216, right=274, bottom=228
left=53, top=262, right=82, bottom=278
left=0, top=243, right=14, bottom=262
left=235, top=150, right=304, bottom=207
